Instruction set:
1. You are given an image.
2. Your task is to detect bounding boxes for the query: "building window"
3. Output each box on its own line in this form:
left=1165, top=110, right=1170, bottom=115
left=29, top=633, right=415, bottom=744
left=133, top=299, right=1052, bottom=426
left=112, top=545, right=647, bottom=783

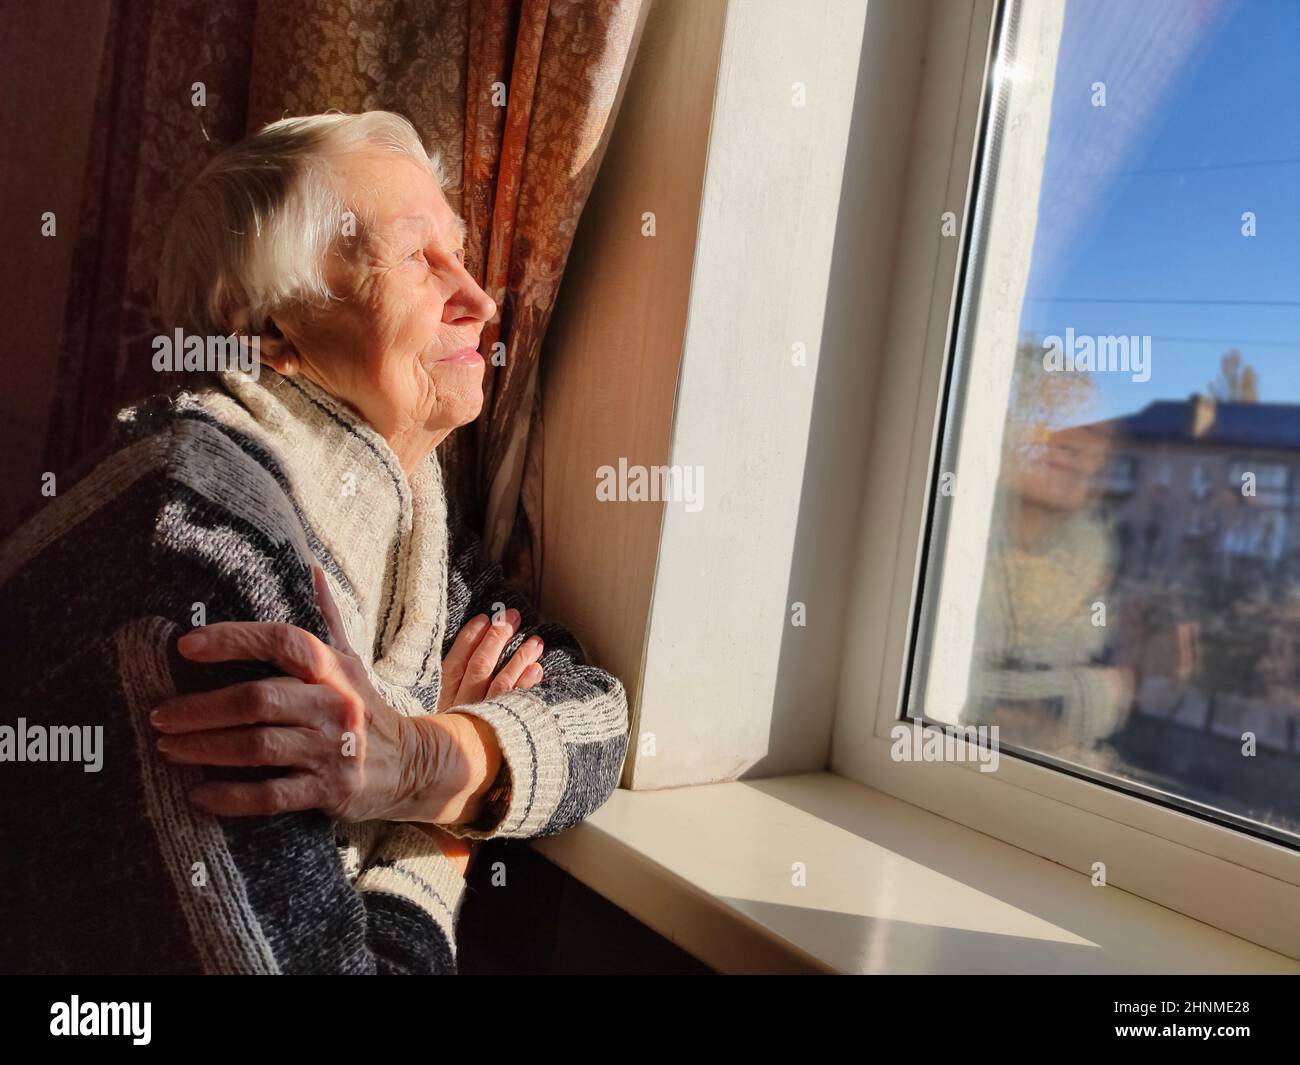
left=1189, top=462, right=1211, bottom=500
left=1227, top=460, right=1289, bottom=507
left=1101, top=454, right=1137, bottom=496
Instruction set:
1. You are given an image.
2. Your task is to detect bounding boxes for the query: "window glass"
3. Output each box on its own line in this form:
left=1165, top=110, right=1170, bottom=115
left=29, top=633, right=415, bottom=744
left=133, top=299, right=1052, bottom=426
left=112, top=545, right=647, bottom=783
left=907, top=0, right=1300, bottom=844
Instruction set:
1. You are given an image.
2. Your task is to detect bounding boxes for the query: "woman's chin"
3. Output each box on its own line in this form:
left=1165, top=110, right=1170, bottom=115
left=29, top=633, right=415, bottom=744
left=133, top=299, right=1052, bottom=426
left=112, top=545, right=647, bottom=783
left=438, top=389, right=484, bottom=431
left=421, top=362, right=484, bottom=429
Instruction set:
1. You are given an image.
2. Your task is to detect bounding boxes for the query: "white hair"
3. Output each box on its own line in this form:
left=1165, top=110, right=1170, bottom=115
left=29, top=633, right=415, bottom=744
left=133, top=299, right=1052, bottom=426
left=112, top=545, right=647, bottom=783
left=158, top=111, right=447, bottom=335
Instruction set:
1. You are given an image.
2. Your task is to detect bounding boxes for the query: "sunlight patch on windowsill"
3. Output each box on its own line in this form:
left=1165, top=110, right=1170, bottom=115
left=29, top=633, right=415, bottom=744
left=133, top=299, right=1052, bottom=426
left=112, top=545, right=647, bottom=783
left=532, top=772, right=1299, bottom=974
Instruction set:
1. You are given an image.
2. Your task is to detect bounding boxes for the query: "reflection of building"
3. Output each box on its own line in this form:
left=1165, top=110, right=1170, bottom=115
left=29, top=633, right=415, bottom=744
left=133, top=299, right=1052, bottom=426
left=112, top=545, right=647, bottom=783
left=1079, top=393, right=1300, bottom=762
left=1086, top=394, right=1299, bottom=579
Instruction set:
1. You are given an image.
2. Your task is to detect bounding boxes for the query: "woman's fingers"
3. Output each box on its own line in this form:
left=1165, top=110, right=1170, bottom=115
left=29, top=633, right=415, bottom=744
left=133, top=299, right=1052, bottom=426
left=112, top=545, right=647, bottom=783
left=438, top=614, right=492, bottom=709
left=156, top=724, right=325, bottom=769
left=440, top=608, right=546, bottom=707
left=188, top=773, right=325, bottom=817
left=456, top=608, right=521, bottom=704
left=487, top=636, right=544, bottom=698
left=151, top=677, right=326, bottom=734
left=312, top=564, right=357, bottom=657
left=517, top=662, right=544, bottom=691
left=176, top=620, right=337, bottom=685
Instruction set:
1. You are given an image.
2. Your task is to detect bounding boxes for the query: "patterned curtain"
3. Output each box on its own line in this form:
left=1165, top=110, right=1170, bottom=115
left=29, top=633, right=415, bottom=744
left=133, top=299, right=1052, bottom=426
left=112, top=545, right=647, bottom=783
left=45, top=0, right=647, bottom=593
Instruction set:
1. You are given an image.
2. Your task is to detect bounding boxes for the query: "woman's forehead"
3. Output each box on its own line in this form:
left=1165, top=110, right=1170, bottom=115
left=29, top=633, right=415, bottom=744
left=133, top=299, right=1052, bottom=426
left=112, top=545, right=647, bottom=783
left=383, top=211, right=468, bottom=245
left=337, top=150, right=454, bottom=230
left=344, top=182, right=465, bottom=251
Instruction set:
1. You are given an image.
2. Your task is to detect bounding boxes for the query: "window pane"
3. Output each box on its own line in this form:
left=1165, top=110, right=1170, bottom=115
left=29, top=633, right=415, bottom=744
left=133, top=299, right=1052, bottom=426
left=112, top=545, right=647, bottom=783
left=908, top=0, right=1300, bottom=845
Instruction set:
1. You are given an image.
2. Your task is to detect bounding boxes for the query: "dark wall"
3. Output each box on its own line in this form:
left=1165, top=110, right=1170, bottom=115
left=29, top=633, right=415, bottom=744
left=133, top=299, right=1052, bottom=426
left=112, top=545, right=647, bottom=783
left=459, top=843, right=712, bottom=975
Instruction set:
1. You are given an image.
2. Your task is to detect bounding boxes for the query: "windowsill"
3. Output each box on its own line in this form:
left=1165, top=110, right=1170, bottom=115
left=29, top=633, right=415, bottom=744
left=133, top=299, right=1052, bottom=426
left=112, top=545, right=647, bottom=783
left=531, top=772, right=1300, bottom=974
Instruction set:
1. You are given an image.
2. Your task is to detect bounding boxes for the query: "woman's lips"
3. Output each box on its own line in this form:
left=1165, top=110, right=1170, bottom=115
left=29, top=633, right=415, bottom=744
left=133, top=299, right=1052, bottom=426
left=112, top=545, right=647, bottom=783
left=437, top=347, right=484, bottom=366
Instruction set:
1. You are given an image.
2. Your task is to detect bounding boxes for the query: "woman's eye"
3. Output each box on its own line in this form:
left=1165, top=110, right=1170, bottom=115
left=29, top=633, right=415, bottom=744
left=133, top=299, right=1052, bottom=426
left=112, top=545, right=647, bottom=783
left=406, top=249, right=465, bottom=271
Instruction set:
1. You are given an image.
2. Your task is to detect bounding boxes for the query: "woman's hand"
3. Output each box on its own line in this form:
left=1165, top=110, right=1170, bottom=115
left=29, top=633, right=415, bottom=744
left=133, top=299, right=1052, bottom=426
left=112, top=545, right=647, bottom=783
left=149, top=567, right=540, bottom=826
left=437, top=607, right=544, bottom=711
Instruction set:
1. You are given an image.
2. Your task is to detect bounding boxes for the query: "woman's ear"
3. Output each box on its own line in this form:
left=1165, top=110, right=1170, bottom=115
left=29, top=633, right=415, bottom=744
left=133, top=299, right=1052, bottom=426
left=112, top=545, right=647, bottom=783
left=255, top=318, right=300, bottom=376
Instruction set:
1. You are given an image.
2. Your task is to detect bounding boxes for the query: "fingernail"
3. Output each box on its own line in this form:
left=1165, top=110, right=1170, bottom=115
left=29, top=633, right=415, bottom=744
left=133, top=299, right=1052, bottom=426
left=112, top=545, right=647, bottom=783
left=529, top=636, right=543, bottom=652
left=506, top=609, right=521, bottom=628
left=178, top=630, right=207, bottom=654
left=156, top=737, right=174, bottom=754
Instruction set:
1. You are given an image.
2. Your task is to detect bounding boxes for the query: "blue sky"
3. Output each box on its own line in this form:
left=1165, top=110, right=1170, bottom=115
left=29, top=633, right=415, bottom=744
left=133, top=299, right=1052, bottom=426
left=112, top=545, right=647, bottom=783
left=1018, top=0, right=1300, bottom=422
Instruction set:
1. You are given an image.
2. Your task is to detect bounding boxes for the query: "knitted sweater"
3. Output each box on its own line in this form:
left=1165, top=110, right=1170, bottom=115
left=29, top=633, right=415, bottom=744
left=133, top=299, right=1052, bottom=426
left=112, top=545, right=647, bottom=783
left=0, top=370, right=629, bottom=974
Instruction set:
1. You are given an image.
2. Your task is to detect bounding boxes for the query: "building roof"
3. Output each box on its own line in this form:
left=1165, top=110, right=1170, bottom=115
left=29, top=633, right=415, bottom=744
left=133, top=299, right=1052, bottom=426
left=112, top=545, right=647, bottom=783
left=1089, top=397, right=1300, bottom=451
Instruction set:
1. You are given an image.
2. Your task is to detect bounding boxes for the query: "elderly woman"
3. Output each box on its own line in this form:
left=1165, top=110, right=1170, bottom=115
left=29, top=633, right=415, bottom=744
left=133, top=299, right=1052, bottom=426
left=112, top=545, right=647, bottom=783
left=0, top=112, right=628, bottom=974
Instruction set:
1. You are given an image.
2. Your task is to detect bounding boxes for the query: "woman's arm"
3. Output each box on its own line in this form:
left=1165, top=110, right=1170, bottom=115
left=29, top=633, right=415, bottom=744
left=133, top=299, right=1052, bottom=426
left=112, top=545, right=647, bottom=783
left=152, top=567, right=537, bottom=828
left=140, top=422, right=627, bottom=843
left=433, top=499, right=630, bottom=840
left=0, top=455, right=461, bottom=972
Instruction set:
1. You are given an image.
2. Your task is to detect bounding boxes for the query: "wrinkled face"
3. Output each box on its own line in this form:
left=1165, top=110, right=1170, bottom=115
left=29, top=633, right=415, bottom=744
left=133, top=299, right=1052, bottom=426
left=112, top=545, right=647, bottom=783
left=270, top=149, right=496, bottom=470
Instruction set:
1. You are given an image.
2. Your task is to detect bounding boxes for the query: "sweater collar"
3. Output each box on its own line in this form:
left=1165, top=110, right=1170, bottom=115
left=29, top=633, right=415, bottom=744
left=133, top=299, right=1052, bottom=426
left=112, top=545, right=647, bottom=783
left=201, top=369, right=449, bottom=691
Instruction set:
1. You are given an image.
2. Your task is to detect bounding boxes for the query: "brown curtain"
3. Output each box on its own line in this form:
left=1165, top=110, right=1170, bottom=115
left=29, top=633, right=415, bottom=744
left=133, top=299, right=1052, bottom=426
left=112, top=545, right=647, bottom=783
left=45, top=0, right=646, bottom=594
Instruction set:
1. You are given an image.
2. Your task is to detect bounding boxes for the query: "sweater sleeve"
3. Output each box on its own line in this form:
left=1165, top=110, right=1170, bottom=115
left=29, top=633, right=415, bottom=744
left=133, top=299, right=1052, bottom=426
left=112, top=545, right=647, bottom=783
left=436, top=501, right=630, bottom=840
left=1, top=414, right=471, bottom=974
left=111, top=614, right=464, bottom=975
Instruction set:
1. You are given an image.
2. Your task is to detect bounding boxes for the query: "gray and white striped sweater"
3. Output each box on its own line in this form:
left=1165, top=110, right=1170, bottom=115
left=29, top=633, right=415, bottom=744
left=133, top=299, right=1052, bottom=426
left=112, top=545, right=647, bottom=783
left=0, top=369, right=628, bottom=974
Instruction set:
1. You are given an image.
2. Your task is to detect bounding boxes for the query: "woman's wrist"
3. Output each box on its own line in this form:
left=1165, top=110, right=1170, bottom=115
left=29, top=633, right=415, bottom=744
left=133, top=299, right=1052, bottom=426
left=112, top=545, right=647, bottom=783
left=392, top=712, right=503, bottom=825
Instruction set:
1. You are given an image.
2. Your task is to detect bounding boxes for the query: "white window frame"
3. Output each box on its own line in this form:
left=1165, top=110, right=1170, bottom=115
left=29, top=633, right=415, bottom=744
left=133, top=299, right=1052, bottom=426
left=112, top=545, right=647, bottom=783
left=832, top=0, right=1300, bottom=959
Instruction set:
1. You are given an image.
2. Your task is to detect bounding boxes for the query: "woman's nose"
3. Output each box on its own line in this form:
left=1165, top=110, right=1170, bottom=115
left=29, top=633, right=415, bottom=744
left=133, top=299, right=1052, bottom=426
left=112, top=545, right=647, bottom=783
left=446, top=272, right=496, bottom=324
